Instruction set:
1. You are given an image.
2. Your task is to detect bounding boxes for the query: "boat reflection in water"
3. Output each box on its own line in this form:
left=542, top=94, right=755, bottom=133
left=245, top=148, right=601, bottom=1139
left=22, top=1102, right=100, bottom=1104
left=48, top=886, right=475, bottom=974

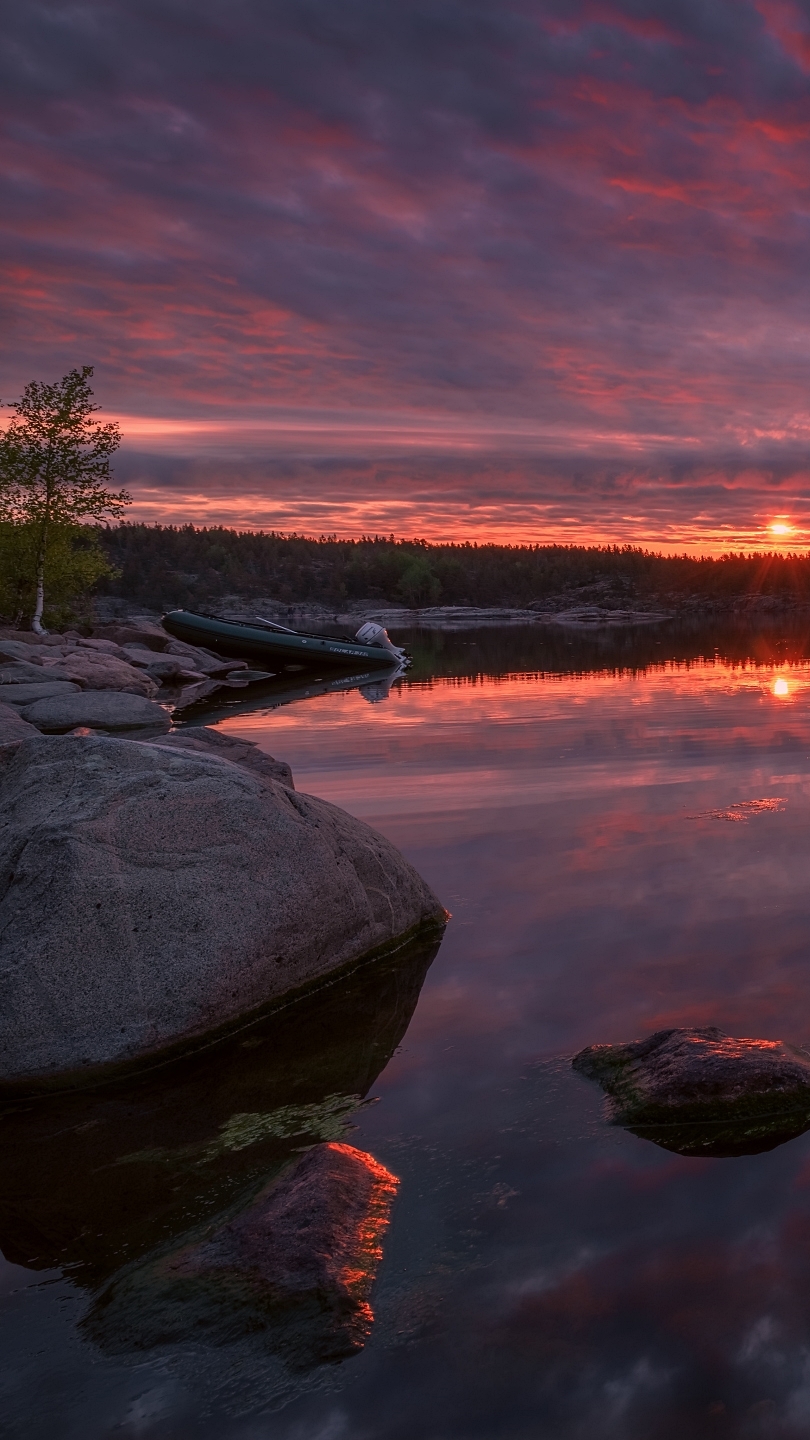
left=0, top=931, right=442, bottom=1409
left=177, top=663, right=405, bottom=728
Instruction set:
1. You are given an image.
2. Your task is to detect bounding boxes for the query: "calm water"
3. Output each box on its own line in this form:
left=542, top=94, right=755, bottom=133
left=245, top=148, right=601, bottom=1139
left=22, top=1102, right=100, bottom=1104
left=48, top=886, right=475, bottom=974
left=7, top=621, right=810, bottom=1438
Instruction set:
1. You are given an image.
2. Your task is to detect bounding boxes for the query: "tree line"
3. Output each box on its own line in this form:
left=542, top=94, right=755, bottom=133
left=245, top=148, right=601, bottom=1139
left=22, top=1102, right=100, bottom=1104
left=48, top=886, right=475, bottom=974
left=95, top=524, right=810, bottom=612
left=4, top=368, right=810, bottom=628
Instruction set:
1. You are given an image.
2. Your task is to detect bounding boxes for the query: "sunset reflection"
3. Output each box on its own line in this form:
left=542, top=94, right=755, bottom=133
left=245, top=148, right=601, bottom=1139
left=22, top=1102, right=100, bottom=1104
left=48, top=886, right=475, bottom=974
left=773, top=677, right=790, bottom=696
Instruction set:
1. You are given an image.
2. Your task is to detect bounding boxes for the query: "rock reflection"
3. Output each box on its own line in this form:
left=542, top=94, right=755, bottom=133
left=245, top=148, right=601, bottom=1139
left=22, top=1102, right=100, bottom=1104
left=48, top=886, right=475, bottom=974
left=0, top=934, right=440, bottom=1395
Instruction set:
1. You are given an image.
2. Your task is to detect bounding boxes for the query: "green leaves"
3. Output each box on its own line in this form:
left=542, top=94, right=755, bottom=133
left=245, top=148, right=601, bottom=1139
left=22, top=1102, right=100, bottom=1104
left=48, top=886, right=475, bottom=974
left=0, top=367, right=130, bottom=625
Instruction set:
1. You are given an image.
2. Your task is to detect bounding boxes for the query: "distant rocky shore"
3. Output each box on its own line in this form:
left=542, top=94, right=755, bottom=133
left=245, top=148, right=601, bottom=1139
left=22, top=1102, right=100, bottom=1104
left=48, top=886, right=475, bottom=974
left=90, top=586, right=810, bottom=637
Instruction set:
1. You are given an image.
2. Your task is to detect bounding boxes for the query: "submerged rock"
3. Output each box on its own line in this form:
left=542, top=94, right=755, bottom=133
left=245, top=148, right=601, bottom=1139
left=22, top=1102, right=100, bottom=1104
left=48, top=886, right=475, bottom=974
left=19, top=690, right=171, bottom=734
left=0, top=929, right=438, bottom=1407
left=0, top=735, right=445, bottom=1087
left=573, top=1027, right=810, bottom=1157
left=88, top=1143, right=398, bottom=1363
left=0, top=929, right=438, bottom=1283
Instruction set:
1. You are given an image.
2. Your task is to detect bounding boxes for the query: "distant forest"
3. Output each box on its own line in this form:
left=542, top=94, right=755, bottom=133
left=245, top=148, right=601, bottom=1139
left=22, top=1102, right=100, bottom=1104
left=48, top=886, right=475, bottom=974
left=95, top=524, right=810, bottom=611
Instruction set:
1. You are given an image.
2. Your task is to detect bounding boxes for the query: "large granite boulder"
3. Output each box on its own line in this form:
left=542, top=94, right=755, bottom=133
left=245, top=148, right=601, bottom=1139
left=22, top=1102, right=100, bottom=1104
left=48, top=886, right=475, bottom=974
left=573, top=1027, right=810, bottom=1157
left=0, top=735, right=445, bottom=1087
left=19, top=691, right=171, bottom=734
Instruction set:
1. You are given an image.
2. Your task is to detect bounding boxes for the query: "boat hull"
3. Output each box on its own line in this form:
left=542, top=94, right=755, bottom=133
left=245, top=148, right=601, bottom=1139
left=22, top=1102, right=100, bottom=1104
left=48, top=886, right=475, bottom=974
left=162, top=610, right=401, bottom=669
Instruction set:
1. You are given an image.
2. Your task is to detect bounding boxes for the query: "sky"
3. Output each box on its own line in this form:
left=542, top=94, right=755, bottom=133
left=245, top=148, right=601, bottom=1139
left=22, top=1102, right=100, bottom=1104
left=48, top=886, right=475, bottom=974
left=4, top=0, right=810, bottom=550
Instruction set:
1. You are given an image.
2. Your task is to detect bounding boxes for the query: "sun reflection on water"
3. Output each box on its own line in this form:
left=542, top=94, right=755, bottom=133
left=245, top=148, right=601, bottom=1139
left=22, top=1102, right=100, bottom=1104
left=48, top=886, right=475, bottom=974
left=773, top=677, right=790, bottom=697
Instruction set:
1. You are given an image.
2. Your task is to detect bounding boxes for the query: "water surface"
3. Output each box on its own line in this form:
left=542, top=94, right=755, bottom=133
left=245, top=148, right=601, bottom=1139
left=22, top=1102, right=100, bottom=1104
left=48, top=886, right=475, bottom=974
left=6, top=621, right=810, bottom=1438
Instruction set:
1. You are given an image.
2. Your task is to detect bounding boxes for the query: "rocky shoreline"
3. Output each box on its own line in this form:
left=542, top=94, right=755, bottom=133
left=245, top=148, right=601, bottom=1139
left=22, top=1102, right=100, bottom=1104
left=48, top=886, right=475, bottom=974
left=0, top=612, right=446, bottom=1092
left=0, top=616, right=274, bottom=747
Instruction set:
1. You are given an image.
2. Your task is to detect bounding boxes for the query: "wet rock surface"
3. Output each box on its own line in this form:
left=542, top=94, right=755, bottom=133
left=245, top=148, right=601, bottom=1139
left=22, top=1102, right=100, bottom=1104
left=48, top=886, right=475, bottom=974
left=573, top=1027, right=810, bottom=1157
left=0, top=734, right=445, bottom=1086
left=0, top=934, right=438, bottom=1404
left=89, top=1143, right=398, bottom=1363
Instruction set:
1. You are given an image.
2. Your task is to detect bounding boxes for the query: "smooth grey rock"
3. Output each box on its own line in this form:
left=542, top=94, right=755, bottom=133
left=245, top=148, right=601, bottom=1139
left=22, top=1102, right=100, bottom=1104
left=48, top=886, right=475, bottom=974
left=0, top=735, right=445, bottom=1084
left=573, top=1026, right=810, bottom=1157
left=20, top=692, right=171, bottom=734
left=150, top=725, right=294, bottom=788
left=3, top=681, right=82, bottom=707
left=0, top=640, right=43, bottom=665
left=0, top=662, right=50, bottom=684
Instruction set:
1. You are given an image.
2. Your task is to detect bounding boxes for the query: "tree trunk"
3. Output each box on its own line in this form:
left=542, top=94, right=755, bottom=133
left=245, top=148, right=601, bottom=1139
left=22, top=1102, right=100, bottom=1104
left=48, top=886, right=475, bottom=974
left=31, top=536, right=48, bottom=635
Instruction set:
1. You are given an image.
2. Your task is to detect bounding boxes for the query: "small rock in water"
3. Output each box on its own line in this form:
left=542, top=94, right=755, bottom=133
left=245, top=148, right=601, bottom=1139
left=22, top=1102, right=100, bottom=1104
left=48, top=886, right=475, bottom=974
left=573, top=1026, right=810, bottom=1157
left=86, top=1142, right=398, bottom=1364
left=190, top=1144, right=393, bottom=1349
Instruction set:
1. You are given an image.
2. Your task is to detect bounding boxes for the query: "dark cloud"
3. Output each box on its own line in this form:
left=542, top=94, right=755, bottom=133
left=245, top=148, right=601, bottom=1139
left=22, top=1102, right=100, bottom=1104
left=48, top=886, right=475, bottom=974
left=3, top=1, right=810, bottom=539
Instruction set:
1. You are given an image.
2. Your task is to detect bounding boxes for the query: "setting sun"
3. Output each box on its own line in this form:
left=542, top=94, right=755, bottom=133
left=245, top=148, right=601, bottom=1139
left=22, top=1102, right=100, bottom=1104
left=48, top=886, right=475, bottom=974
left=770, top=522, right=793, bottom=537
left=773, top=677, right=790, bottom=696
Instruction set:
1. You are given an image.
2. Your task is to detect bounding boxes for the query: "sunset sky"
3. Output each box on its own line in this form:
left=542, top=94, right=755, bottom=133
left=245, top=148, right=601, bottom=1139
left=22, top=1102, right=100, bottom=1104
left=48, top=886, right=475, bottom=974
left=4, top=0, right=810, bottom=550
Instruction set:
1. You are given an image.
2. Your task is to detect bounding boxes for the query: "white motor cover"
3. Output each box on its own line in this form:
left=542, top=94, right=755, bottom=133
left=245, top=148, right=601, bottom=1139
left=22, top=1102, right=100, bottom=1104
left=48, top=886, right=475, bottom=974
left=355, top=621, right=405, bottom=659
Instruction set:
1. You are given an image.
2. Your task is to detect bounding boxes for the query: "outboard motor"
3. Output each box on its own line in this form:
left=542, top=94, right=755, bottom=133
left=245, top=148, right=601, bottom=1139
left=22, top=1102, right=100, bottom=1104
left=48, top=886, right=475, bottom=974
left=355, top=621, right=408, bottom=663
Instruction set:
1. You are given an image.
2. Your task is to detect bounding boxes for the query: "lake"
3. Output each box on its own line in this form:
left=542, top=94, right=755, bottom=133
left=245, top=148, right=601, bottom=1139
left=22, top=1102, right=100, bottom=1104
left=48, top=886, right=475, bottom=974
left=6, top=617, right=810, bottom=1438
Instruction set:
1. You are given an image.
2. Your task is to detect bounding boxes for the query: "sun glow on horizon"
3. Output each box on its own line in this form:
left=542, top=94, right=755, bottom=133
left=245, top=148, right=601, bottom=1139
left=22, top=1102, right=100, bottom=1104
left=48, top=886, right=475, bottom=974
left=773, top=677, right=790, bottom=697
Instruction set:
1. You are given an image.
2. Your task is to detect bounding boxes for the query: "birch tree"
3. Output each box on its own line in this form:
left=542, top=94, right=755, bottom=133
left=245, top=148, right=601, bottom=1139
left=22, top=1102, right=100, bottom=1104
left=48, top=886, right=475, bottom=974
left=0, top=367, right=130, bottom=632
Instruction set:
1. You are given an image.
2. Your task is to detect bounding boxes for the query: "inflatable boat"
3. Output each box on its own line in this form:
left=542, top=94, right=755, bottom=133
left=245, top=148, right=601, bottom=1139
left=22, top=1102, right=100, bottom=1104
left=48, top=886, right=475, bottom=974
left=162, top=609, right=408, bottom=670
